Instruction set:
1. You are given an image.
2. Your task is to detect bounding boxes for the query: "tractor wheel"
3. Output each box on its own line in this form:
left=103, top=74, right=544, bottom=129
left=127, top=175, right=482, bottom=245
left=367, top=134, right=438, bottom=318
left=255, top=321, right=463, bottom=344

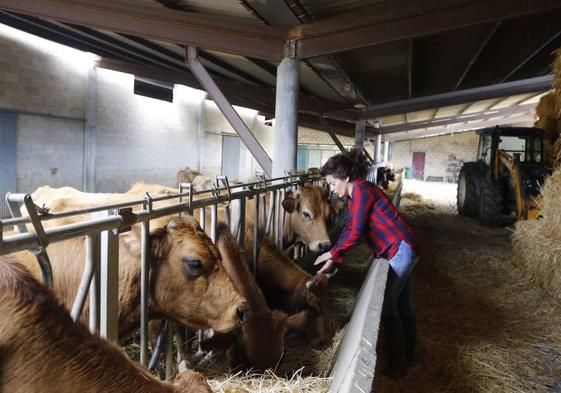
left=477, top=177, right=504, bottom=227
left=457, top=166, right=480, bottom=217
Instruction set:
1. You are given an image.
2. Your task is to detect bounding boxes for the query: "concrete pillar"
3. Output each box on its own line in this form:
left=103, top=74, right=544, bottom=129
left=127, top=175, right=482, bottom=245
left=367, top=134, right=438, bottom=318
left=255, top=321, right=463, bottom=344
left=383, top=140, right=390, bottom=162
left=272, top=56, right=300, bottom=178
left=375, top=133, right=382, bottom=163
left=83, top=67, right=97, bottom=192
left=354, top=116, right=365, bottom=151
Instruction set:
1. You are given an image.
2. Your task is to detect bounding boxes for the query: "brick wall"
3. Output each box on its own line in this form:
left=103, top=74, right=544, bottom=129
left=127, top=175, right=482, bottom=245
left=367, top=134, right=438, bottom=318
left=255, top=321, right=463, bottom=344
left=391, top=131, right=479, bottom=181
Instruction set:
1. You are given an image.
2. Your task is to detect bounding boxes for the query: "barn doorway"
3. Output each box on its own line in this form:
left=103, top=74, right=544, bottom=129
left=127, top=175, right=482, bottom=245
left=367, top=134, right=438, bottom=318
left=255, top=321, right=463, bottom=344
left=221, top=134, right=240, bottom=180
left=412, top=151, right=425, bottom=180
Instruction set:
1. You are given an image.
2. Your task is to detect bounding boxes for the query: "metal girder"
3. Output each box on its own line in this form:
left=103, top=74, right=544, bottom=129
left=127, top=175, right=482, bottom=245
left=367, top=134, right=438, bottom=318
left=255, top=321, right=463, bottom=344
left=318, top=116, right=347, bottom=152
left=186, top=46, right=273, bottom=177
left=380, top=103, right=536, bottom=134
left=359, top=75, right=553, bottom=119
left=290, top=0, right=561, bottom=59
left=0, top=0, right=286, bottom=61
left=454, top=21, right=502, bottom=91
left=387, top=112, right=536, bottom=142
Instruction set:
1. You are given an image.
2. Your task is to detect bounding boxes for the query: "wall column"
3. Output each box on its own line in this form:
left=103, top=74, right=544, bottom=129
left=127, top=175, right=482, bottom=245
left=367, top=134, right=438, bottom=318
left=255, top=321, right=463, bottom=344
left=83, top=67, right=97, bottom=192
left=272, top=55, right=300, bottom=178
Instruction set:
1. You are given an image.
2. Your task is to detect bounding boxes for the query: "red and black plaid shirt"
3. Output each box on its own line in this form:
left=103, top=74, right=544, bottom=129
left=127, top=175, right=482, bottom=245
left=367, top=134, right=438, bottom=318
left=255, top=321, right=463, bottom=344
left=330, top=179, right=419, bottom=262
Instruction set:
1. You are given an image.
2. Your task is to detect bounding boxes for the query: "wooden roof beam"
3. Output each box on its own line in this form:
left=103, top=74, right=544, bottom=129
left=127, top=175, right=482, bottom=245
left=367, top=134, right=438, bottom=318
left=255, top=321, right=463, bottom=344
left=0, top=0, right=287, bottom=61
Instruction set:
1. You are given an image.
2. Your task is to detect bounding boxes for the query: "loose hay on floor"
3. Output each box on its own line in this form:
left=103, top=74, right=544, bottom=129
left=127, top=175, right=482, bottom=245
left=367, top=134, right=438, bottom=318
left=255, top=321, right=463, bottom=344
left=206, top=369, right=330, bottom=393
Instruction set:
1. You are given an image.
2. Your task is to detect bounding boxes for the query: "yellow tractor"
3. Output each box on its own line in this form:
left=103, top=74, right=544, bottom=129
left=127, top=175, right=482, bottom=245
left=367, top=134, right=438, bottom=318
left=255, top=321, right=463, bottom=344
left=457, top=126, right=550, bottom=226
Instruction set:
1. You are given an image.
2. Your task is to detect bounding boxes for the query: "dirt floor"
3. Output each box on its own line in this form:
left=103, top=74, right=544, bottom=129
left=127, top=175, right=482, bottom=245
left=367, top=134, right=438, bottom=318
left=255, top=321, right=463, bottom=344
left=373, top=180, right=561, bottom=393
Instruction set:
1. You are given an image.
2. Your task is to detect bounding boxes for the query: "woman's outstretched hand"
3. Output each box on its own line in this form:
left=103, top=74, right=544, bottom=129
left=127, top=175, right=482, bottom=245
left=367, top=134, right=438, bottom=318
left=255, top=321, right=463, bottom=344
left=314, top=251, right=334, bottom=274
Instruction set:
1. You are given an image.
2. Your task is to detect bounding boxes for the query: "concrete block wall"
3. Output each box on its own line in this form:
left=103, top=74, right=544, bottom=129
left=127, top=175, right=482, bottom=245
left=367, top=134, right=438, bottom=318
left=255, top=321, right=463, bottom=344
left=0, top=24, right=356, bottom=194
left=94, top=70, right=204, bottom=191
left=390, top=131, right=479, bottom=181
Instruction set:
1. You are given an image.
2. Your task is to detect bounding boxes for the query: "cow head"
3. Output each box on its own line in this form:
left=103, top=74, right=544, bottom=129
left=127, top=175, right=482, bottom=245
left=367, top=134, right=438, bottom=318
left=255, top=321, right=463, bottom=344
left=124, top=216, right=249, bottom=334
left=215, top=223, right=287, bottom=370
left=282, top=185, right=344, bottom=251
left=287, top=273, right=334, bottom=349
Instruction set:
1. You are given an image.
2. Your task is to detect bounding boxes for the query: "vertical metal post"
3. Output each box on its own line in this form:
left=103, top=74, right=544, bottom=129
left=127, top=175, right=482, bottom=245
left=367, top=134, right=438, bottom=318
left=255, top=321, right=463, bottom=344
left=211, top=204, right=218, bottom=243
left=279, top=188, right=285, bottom=250
left=253, top=193, right=259, bottom=276
left=199, top=207, right=206, bottom=231
left=355, top=115, right=366, bottom=151
left=87, top=233, right=100, bottom=334
left=260, top=192, right=267, bottom=232
left=383, top=140, right=390, bottom=162
left=272, top=190, right=281, bottom=246
left=265, top=190, right=275, bottom=236
left=375, top=133, right=382, bottom=163
left=238, top=197, right=245, bottom=248
left=100, top=212, right=120, bottom=343
left=165, top=324, right=174, bottom=380
left=140, top=196, right=152, bottom=367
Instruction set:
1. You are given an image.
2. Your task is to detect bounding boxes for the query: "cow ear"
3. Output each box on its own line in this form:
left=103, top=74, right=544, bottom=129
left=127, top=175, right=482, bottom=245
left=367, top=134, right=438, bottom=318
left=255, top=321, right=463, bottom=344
left=282, top=195, right=299, bottom=213
left=330, top=198, right=345, bottom=214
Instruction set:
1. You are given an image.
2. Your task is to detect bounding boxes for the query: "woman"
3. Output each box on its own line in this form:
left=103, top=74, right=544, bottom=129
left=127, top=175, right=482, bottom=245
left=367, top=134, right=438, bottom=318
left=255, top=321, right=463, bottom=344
left=314, top=148, right=420, bottom=379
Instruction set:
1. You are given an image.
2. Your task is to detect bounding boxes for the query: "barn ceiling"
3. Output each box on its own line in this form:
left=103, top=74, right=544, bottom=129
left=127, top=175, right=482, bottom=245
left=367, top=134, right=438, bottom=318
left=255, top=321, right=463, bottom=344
left=0, top=0, right=559, bottom=140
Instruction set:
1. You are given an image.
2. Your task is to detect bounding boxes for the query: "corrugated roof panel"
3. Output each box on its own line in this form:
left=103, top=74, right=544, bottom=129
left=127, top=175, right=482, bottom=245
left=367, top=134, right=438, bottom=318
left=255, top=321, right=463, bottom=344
left=406, top=109, right=436, bottom=122
left=433, top=104, right=468, bottom=118
left=298, top=0, right=384, bottom=19
left=180, top=0, right=254, bottom=19
left=300, top=62, right=348, bottom=102
left=206, top=50, right=276, bottom=86
left=489, top=93, right=535, bottom=109
left=378, top=113, right=406, bottom=126
left=462, top=99, right=502, bottom=114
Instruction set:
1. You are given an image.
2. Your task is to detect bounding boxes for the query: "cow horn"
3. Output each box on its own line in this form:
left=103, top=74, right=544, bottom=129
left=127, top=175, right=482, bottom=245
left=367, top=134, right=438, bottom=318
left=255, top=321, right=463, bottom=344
left=306, top=275, right=319, bottom=290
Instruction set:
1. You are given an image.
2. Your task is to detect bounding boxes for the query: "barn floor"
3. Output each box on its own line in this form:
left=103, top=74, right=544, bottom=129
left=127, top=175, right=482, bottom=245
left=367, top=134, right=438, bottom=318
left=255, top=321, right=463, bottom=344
left=372, top=180, right=561, bottom=393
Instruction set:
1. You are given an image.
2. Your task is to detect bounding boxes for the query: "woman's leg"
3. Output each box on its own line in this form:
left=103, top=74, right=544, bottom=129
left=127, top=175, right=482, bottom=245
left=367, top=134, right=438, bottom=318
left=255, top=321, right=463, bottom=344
left=397, top=276, right=417, bottom=362
left=381, top=241, right=417, bottom=378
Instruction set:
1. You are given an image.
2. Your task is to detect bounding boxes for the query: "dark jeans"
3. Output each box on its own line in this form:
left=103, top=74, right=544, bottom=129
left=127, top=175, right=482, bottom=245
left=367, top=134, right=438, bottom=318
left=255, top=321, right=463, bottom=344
left=381, top=241, right=419, bottom=376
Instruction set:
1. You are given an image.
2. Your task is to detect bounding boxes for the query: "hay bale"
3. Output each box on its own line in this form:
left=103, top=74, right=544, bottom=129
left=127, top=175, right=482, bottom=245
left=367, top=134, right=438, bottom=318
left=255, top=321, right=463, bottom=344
left=512, top=168, right=561, bottom=298
left=176, top=167, right=202, bottom=185
left=533, top=92, right=560, bottom=167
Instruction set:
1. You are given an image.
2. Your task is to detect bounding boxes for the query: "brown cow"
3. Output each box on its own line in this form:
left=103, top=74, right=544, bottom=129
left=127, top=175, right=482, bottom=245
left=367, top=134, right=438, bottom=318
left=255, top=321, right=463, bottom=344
left=125, top=181, right=343, bottom=252
left=8, top=216, right=249, bottom=337
left=279, top=185, right=344, bottom=252
left=201, top=223, right=289, bottom=370
left=0, top=257, right=212, bottom=393
left=123, top=182, right=338, bottom=348
left=244, top=230, right=334, bottom=349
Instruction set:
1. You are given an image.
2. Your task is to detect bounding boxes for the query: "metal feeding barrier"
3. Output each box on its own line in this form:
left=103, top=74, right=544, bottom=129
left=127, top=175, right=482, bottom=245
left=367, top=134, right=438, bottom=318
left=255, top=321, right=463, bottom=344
left=0, top=172, right=327, bottom=377
left=0, top=171, right=403, bottom=389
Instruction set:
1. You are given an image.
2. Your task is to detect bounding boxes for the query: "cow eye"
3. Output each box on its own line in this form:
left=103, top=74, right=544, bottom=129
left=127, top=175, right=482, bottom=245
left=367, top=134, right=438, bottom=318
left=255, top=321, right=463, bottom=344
left=182, top=257, right=203, bottom=278
left=302, top=211, right=311, bottom=221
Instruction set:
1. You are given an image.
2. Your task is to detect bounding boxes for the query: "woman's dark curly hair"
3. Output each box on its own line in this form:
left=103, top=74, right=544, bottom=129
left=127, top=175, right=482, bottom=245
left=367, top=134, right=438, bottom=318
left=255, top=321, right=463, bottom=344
left=319, top=148, right=369, bottom=180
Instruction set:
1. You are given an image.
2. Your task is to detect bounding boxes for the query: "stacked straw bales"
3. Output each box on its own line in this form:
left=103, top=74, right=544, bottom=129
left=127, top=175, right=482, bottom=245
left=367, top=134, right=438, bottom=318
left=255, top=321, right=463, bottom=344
left=515, top=48, right=561, bottom=297
left=513, top=168, right=561, bottom=298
